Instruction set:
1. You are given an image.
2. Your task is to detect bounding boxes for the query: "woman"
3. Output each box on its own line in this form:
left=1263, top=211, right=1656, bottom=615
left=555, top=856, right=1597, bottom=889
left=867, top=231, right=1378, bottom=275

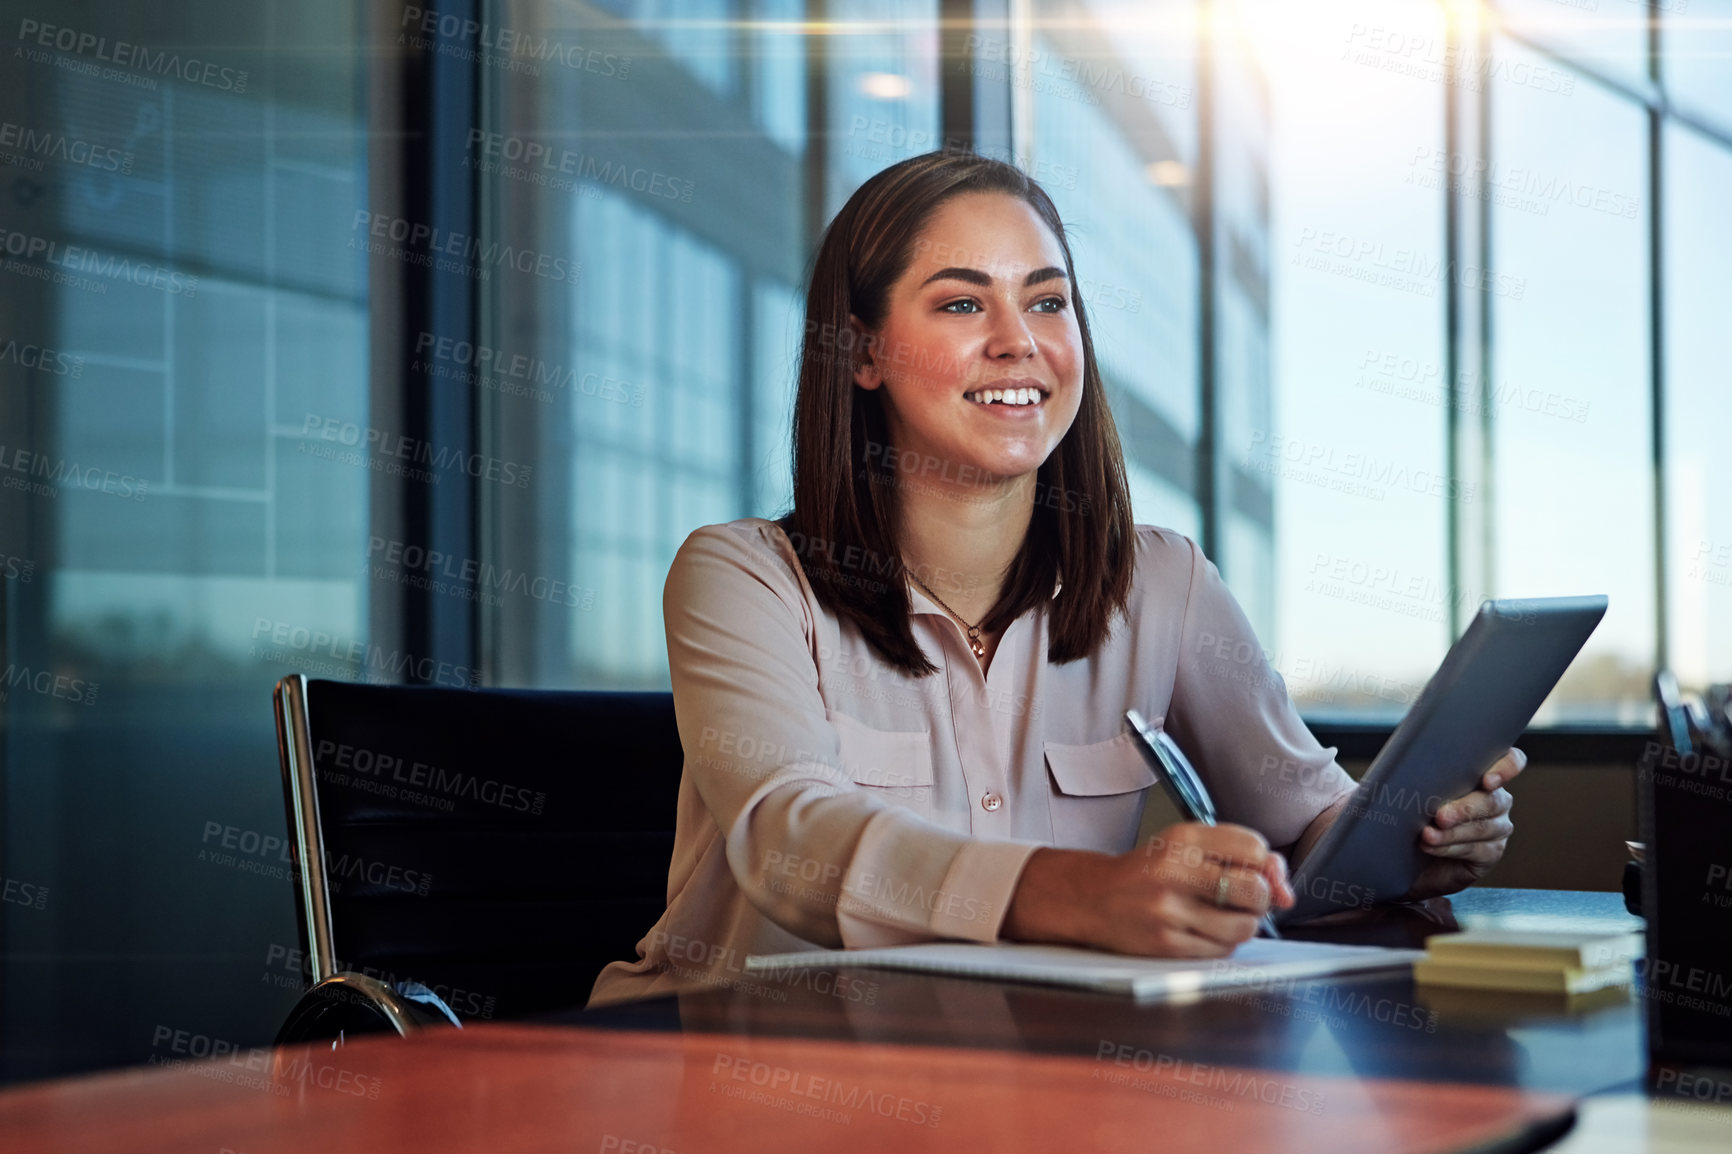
left=587, top=151, right=1520, bottom=1007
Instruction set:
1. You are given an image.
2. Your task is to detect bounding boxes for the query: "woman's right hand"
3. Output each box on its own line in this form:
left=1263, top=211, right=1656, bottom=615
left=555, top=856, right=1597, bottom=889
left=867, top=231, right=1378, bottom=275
left=1001, top=822, right=1295, bottom=957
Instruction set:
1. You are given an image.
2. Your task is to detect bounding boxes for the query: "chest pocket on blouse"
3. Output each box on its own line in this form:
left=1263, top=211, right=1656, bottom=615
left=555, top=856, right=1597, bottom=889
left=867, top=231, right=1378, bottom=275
left=828, top=709, right=936, bottom=819
left=1044, top=732, right=1159, bottom=852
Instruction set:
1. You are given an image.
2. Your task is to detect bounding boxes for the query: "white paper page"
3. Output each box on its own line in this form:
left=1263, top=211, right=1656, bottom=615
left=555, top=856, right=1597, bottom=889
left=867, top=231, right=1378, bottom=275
left=745, top=939, right=1423, bottom=1001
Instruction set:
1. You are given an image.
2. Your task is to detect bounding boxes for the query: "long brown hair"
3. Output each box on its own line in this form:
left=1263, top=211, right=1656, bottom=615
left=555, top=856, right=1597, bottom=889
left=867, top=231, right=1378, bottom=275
left=778, top=150, right=1136, bottom=676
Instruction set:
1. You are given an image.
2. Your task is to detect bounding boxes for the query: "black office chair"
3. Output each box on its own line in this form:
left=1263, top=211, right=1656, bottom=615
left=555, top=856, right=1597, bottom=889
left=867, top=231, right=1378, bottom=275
left=270, top=675, right=682, bottom=1043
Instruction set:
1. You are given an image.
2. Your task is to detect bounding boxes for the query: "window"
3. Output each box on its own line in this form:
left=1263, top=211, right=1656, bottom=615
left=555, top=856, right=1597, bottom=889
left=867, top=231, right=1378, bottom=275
left=1663, top=121, right=1732, bottom=692
left=1488, top=38, right=1653, bottom=723
left=478, top=1, right=940, bottom=689
left=1, top=3, right=370, bottom=1078
left=1028, top=10, right=1204, bottom=544
left=1492, top=0, right=1650, bottom=89
left=1242, top=0, right=1450, bottom=720
left=1663, top=0, right=1732, bottom=137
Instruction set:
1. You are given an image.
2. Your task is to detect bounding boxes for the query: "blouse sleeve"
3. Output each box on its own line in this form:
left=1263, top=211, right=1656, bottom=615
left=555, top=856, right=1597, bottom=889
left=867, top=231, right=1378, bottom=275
left=1162, top=534, right=1357, bottom=850
left=663, top=522, right=1041, bottom=948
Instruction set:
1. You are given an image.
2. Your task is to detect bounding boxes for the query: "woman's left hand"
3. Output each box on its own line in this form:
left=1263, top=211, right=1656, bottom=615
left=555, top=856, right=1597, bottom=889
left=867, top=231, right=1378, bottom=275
left=1404, top=747, right=1526, bottom=900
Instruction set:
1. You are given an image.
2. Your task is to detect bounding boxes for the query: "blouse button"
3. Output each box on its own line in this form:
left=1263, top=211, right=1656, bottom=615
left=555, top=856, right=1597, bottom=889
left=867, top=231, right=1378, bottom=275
left=981, top=791, right=1003, bottom=812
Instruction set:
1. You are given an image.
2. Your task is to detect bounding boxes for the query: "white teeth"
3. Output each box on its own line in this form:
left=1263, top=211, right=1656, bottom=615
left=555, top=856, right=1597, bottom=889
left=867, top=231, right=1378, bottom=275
left=966, top=387, right=1044, bottom=406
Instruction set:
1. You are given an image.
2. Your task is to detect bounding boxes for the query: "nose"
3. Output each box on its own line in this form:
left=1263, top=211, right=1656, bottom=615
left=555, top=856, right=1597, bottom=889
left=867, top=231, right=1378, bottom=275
left=985, top=309, right=1036, bottom=361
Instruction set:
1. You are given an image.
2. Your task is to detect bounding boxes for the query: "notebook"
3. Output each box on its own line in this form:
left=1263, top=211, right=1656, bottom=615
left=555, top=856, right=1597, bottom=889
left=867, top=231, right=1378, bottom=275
left=1413, top=960, right=1634, bottom=995
left=1422, top=929, right=1644, bottom=972
left=743, top=939, right=1423, bottom=1001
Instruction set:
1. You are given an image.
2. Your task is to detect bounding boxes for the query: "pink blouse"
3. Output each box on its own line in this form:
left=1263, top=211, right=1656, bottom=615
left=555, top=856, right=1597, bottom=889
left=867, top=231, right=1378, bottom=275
left=586, top=517, right=1356, bottom=1007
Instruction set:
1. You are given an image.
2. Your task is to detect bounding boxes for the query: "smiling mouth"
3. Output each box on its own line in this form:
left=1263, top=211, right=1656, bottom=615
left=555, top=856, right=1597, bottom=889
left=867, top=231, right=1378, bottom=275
left=963, top=385, right=1049, bottom=407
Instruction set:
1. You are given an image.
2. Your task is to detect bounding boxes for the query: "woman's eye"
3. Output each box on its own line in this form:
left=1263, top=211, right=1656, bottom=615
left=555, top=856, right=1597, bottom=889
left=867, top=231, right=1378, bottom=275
left=939, top=299, right=981, bottom=314
left=1031, top=296, right=1068, bottom=313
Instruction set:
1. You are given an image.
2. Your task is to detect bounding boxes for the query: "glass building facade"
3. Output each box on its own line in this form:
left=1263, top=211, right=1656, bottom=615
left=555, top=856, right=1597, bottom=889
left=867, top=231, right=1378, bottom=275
left=0, top=1, right=372, bottom=1081
left=480, top=0, right=1279, bottom=689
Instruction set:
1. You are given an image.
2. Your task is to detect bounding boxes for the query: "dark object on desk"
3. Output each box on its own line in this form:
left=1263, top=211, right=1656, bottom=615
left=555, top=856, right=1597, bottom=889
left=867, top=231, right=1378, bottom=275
left=1640, top=671, right=1732, bottom=1074
left=271, top=675, right=682, bottom=1041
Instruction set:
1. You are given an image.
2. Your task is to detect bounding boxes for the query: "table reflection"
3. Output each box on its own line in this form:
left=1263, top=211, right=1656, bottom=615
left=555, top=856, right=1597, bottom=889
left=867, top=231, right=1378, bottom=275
left=567, top=889, right=1643, bottom=1098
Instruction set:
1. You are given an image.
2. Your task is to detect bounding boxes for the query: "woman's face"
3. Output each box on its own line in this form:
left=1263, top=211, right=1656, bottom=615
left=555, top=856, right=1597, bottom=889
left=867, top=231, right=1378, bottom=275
left=853, top=191, right=1085, bottom=491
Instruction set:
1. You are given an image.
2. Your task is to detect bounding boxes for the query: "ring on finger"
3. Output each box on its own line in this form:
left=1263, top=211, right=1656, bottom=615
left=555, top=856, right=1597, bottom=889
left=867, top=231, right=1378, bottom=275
left=1214, top=870, right=1231, bottom=908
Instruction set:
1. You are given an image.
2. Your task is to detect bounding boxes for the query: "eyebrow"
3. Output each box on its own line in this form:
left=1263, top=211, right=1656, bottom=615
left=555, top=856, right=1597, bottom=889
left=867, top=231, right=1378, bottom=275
left=919, top=265, right=1068, bottom=289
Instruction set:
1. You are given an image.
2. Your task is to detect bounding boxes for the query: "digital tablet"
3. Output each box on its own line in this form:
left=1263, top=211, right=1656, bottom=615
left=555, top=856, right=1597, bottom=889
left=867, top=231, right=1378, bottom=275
left=1279, top=595, right=1608, bottom=925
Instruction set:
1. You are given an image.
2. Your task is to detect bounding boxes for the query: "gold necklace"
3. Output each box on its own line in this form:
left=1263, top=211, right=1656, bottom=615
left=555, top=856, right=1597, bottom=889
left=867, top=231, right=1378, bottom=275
left=906, top=569, right=989, bottom=658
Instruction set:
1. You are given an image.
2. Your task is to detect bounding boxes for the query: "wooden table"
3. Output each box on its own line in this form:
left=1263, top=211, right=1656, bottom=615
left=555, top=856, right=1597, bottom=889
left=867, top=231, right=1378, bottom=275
left=0, top=1025, right=1580, bottom=1153
left=576, top=889, right=1647, bottom=1095
left=0, top=889, right=1647, bottom=1153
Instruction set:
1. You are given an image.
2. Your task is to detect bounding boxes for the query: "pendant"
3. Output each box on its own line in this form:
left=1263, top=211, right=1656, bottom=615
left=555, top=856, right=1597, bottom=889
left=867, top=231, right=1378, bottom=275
left=967, top=627, right=985, bottom=658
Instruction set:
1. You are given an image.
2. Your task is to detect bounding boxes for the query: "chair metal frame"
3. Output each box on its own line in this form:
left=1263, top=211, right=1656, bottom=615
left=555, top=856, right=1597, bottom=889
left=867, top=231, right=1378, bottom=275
left=271, top=673, right=458, bottom=1039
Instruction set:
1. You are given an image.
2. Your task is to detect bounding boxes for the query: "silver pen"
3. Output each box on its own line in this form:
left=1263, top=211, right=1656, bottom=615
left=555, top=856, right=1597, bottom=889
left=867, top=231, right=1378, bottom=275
left=1125, top=710, right=1282, bottom=939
